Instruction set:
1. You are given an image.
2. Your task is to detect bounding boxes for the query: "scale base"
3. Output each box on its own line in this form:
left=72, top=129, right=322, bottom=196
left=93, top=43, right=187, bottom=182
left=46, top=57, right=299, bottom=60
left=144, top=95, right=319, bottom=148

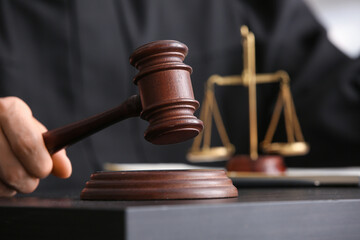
left=226, top=154, right=286, bottom=174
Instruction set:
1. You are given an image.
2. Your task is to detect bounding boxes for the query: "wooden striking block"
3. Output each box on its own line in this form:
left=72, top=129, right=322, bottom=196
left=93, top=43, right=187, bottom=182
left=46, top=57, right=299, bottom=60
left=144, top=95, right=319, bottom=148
left=80, top=170, right=238, bottom=200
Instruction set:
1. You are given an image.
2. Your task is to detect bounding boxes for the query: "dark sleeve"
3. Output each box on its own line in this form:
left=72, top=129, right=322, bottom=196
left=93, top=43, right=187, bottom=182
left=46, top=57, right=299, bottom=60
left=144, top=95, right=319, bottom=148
left=244, top=0, right=360, bottom=167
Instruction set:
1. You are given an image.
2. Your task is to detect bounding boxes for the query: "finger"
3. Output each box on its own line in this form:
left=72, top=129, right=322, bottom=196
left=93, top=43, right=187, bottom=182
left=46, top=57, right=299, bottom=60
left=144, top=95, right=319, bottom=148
left=0, top=179, right=17, bottom=197
left=0, top=97, right=53, bottom=178
left=0, top=128, right=39, bottom=193
left=33, top=119, right=72, bottom=179
left=51, top=149, right=72, bottom=178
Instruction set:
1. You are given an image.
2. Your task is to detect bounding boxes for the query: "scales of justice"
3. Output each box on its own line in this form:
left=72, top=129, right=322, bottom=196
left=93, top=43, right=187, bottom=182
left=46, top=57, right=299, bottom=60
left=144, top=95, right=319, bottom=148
left=187, top=26, right=310, bottom=174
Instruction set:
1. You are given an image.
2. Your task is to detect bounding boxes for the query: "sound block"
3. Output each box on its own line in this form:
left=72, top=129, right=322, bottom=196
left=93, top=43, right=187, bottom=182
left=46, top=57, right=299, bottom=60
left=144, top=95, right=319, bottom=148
left=226, top=155, right=286, bottom=174
left=80, top=169, right=238, bottom=200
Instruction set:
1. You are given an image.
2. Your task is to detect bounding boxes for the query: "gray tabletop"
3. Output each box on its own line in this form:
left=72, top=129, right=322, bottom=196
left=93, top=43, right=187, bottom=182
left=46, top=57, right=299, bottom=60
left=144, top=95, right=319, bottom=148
left=1, top=187, right=360, bottom=240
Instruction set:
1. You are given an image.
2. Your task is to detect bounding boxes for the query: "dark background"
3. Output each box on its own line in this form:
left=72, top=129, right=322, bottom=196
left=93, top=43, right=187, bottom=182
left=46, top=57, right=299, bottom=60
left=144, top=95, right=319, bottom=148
left=0, top=0, right=359, bottom=193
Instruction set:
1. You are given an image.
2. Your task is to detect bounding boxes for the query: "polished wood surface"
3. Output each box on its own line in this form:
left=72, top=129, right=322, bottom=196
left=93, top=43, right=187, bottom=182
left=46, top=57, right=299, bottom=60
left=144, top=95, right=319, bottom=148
left=43, top=95, right=142, bottom=154
left=130, top=40, right=203, bottom=145
left=80, top=170, right=238, bottom=200
left=226, top=154, right=286, bottom=174
left=43, top=40, right=203, bottom=154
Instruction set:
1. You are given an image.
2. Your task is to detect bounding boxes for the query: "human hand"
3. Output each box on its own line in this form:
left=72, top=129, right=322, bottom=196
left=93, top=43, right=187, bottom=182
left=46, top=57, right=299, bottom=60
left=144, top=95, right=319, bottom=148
left=0, top=97, right=72, bottom=197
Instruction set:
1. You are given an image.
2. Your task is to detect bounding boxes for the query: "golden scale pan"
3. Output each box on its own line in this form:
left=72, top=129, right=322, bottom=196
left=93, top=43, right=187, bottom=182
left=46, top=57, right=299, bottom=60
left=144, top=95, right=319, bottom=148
left=187, top=26, right=310, bottom=170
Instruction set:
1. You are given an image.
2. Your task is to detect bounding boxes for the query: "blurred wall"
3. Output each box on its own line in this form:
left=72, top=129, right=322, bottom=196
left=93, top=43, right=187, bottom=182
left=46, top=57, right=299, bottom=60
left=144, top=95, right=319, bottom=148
left=305, top=0, right=360, bottom=58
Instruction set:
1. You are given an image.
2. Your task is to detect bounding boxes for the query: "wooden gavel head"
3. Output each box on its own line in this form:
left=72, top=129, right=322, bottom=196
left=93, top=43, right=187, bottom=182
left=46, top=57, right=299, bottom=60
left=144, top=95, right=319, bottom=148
left=43, top=40, right=203, bottom=154
left=130, top=40, right=203, bottom=145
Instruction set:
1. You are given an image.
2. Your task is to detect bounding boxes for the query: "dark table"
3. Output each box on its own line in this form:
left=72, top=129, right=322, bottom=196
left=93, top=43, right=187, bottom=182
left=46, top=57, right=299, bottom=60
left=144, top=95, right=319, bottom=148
left=1, top=187, right=360, bottom=240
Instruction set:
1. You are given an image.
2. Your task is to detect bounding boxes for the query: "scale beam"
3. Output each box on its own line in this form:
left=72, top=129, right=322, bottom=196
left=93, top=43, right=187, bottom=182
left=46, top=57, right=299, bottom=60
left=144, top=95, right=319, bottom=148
left=187, top=25, right=309, bottom=167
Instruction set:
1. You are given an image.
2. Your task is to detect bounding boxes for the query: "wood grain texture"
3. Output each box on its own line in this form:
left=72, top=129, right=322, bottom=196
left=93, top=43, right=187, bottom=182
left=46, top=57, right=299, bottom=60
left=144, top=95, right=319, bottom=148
left=130, top=40, right=203, bottom=145
left=42, top=40, right=203, bottom=154
left=80, top=170, right=238, bottom=200
left=226, top=154, right=286, bottom=174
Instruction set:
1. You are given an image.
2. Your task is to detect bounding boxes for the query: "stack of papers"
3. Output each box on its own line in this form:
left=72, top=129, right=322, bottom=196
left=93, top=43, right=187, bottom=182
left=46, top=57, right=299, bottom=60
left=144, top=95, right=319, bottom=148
left=103, top=163, right=360, bottom=187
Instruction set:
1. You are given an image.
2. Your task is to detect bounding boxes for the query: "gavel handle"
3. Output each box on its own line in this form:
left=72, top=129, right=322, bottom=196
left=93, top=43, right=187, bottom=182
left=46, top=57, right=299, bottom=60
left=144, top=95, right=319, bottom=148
left=42, top=95, right=142, bottom=155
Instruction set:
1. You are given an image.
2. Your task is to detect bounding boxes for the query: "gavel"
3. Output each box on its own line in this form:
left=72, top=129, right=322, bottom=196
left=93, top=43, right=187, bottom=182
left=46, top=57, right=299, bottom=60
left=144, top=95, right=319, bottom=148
left=42, top=40, right=203, bottom=154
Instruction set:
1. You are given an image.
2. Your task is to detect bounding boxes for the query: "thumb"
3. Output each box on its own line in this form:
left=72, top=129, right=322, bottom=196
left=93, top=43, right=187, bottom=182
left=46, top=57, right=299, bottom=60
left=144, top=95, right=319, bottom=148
left=34, top=118, right=72, bottom=178
left=51, top=149, right=72, bottom=178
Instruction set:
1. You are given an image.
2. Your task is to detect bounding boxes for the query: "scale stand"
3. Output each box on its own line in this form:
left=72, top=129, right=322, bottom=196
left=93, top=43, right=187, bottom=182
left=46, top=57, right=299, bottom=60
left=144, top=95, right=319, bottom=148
left=187, top=26, right=309, bottom=174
